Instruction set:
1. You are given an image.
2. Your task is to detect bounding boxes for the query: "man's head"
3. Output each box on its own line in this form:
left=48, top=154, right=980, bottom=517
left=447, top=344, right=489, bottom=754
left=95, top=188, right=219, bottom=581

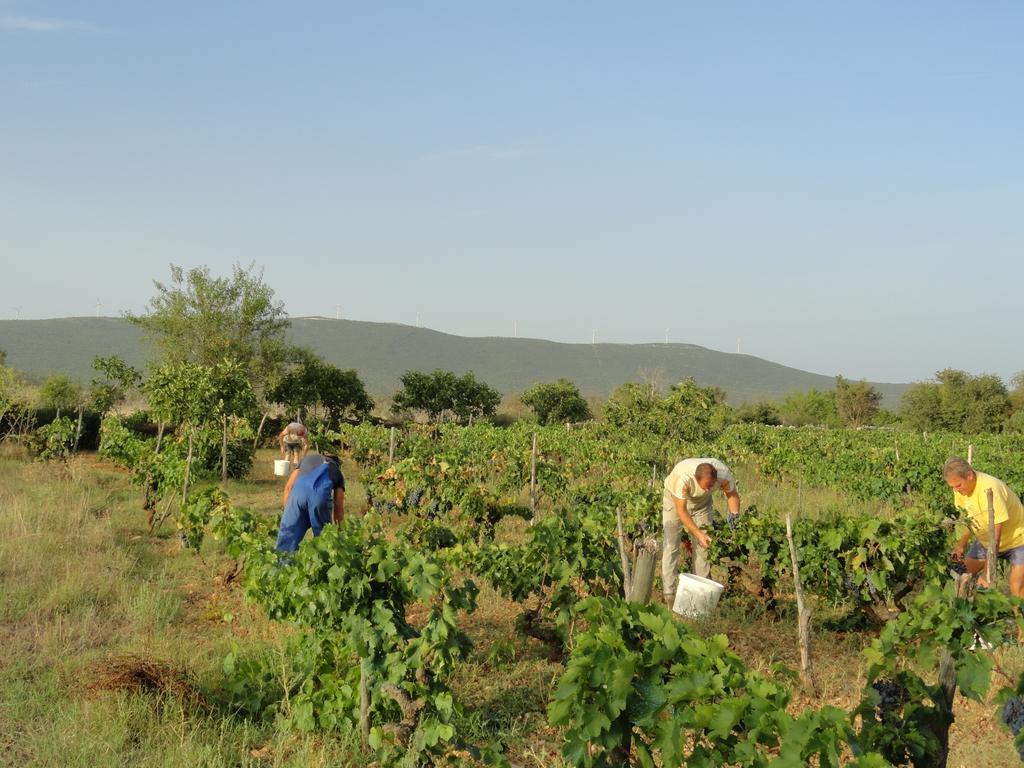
left=694, top=462, right=718, bottom=491
left=943, top=456, right=977, bottom=496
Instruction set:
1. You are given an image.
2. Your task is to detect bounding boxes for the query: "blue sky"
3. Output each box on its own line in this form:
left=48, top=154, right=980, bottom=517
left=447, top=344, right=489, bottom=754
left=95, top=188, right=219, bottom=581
left=2, top=2, right=1022, bottom=383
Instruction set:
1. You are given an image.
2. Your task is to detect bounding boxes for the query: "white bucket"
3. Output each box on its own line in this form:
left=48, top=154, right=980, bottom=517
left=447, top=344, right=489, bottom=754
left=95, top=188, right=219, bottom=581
left=672, top=573, right=725, bottom=619
left=273, top=459, right=293, bottom=477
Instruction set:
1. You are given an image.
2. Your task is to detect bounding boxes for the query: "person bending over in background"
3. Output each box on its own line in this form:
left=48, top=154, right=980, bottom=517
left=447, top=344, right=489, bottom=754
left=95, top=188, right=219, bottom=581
left=946, top=456, right=1024, bottom=598
left=661, top=457, right=741, bottom=602
left=276, top=453, right=345, bottom=553
left=278, top=421, right=308, bottom=465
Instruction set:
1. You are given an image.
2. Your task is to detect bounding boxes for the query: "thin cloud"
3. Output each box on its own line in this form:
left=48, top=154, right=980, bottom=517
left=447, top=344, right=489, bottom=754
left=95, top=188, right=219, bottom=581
left=0, top=15, right=107, bottom=33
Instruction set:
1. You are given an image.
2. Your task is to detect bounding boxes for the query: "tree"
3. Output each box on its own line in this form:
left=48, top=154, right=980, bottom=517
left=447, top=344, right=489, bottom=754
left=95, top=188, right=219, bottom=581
left=605, top=378, right=731, bottom=443
left=210, top=359, right=258, bottom=482
left=0, top=359, right=27, bottom=431
left=777, top=389, right=839, bottom=427
left=900, top=369, right=1010, bottom=433
left=90, top=355, right=142, bottom=415
left=38, top=374, right=81, bottom=414
left=521, top=379, right=592, bottom=425
left=450, top=373, right=501, bottom=423
left=834, top=376, right=882, bottom=428
left=392, top=370, right=500, bottom=424
left=732, top=401, right=781, bottom=426
left=127, top=263, right=289, bottom=397
left=143, top=361, right=219, bottom=501
left=270, top=352, right=374, bottom=425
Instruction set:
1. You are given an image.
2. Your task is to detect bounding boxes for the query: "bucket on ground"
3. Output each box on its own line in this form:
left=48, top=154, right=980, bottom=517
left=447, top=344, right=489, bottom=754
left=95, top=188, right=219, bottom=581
left=672, top=573, right=725, bottom=619
left=273, top=459, right=293, bottom=477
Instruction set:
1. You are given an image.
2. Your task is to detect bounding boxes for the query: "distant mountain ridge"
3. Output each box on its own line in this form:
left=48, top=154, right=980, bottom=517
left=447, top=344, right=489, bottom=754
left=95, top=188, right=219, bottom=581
left=0, top=317, right=908, bottom=406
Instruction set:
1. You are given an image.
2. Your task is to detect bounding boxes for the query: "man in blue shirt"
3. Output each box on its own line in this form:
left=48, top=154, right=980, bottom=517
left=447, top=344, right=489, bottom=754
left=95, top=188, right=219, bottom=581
left=275, top=453, right=346, bottom=552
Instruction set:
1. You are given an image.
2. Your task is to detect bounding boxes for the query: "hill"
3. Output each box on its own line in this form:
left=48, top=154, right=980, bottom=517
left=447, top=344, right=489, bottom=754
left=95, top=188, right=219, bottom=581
left=0, top=317, right=907, bottom=406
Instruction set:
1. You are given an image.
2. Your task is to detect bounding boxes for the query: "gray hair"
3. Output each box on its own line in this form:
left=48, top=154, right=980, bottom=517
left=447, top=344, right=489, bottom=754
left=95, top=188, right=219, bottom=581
left=943, top=456, right=974, bottom=480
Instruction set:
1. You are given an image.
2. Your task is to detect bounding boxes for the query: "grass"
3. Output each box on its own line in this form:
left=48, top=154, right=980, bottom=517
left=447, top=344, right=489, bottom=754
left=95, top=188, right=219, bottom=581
left=2, top=446, right=1023, bottom=766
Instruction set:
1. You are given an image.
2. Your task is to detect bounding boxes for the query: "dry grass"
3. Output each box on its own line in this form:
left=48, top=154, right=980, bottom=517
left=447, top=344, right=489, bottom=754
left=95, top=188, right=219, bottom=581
left=84, top=653, right=205, bottom=706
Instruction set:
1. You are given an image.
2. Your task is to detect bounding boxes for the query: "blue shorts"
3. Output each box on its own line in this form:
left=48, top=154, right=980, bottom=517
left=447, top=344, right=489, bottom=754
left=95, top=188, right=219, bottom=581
left=966, top=541, right=1024, bottom=566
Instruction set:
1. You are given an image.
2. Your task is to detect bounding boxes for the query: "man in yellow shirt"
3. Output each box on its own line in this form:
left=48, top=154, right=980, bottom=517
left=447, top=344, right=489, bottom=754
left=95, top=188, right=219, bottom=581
left=945, top=456, right=1024, bottom=598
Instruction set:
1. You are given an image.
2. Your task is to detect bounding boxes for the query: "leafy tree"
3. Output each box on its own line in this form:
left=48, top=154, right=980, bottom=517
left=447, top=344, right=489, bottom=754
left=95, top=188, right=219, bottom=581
left=777, top=389, right=839, bottom=427
left=90, top=355, right=142, bottom=415
left=392, top=370, right=500, bottom=424
left=900, top=381, right=943, bottom=432
left=450, top=373, right=501, bottom=423
left=605, top=378, right=731, bottom=443
left=210, top=359, right=258, bottom=481
left=270, top=351, right=373, bottom=425
left=127, top=263, right=289, bottom=397
left=521, top=379, right=592, bottom=425
left=900, top=369, right=1010, bottom=433
left=732, top=401, right=781, bottom=426
left=38, top=374, right=81, bottom=414
left=834, top=376, right=882, bottom=428
left=0, top=360, right=27, bottom=430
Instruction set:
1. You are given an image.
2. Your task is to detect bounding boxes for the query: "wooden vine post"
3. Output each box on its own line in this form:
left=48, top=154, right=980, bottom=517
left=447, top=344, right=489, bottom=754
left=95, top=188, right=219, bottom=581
left=388, top=426, right=396, bottom=465
left=530, top=432, right=538, bottom=521
left=615, top=506, right=658, bottom=604
left=967, top=443, right=974, bottom=465
left=986, top=488, right=997, bottom=586
left=785, top=512, right=816, bottom=692
left=616, top=507, right=633, bottom=598
left=359, top=657, right=371, bottom=748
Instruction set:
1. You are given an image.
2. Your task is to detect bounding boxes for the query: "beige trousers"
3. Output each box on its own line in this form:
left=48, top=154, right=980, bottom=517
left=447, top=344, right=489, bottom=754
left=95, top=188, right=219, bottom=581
left=661, top=489, right=713, bottom=600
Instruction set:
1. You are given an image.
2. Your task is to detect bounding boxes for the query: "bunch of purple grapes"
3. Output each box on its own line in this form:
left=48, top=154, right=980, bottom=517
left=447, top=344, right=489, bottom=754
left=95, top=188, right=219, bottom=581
left=1002, top=697, right=1024, bottom=760
left=871, top=679, right=908, bottom=720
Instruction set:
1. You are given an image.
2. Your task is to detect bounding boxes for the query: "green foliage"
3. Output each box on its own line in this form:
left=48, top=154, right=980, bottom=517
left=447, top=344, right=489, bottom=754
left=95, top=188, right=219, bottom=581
left=127, top=263, right=288, bottom=397
left=548, top=597, right=870, bottom=767
left=835, top=376, right=882, bottom=428
left=0, top=361, right=29, bottom=430
left=144, top=362, right=219, bottom=428
left=901, top=369, right=1011, bottom=433
left=604, top=378, right=730, bottom=446
left=521, top=379, right=592, bottom=425
left=270, top=350, right=373, bottom=424
left=708, top=504, right=953, bottom=618
left=36, top=415, right=77, bottom=461
left=392, top=370, right=501, bottom=424
left=89, top=355, right=142, bottom=415
left=38, top=374, right=81, bottom=413
left=777, top=388, right=839, bottom=427
left=857, top=580, right=1024, bottom=765
left=731, top=401, right=781, bottom=425
left=470, top=508, right=623, bottom=648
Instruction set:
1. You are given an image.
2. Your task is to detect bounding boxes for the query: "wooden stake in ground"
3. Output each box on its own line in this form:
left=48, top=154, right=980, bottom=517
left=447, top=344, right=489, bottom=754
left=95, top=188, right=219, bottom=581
left=74, top=406, right=83, bottom=453
left=986, top=488, right=997, bottom=586
left=627, top=539, right=659, bottom=604
left=220, top=414, right=229, bottom=483
left=935, top=573, right=975, bottom=766
left=388, top=426, right=396, bottom=465
left=968, top=443, right=974, bottom=465
left=785, top=512, right=816, bottom=692
left=359, top=658, right=371, bottom=749
left=530, top=432, right=538, bottom=521
left=616, top=507, right=633, bottom=599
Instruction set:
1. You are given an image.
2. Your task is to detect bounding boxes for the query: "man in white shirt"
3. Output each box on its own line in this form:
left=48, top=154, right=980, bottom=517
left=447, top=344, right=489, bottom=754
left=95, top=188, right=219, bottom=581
left=662, top=457, right=741, bottom=603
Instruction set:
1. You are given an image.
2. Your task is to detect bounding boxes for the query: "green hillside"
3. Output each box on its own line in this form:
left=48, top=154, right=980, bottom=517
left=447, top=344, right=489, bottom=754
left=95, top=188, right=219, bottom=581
left=0, top=317, right=907, bottom=406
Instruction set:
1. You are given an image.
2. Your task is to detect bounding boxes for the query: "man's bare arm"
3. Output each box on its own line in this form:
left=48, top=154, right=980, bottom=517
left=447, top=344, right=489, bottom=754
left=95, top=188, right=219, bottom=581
left=674, top=495, right=710, bottom=549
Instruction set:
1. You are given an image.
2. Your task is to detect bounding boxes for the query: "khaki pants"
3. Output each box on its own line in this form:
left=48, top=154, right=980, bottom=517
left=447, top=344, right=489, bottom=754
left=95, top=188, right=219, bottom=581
left=662, top=489, right=713, bottom=600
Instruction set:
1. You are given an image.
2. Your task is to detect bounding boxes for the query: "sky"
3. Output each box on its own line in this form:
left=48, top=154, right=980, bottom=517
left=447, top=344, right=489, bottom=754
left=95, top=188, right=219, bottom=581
left=2, top=2, right=1022, bottom=384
